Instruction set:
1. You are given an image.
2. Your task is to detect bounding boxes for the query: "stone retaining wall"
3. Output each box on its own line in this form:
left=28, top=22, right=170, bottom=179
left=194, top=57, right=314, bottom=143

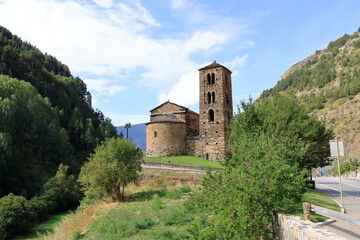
left=142, top=161, right=223, bottom=172
left=278, top=214, right=346, bottom=240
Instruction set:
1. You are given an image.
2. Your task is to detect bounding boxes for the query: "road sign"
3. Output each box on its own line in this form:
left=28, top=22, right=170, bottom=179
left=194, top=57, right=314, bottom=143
left=330, top=139, right=345, bottom=157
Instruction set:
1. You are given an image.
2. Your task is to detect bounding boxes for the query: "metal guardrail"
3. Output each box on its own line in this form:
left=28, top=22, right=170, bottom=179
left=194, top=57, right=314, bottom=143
left=303, top=202, right=360, bottom=226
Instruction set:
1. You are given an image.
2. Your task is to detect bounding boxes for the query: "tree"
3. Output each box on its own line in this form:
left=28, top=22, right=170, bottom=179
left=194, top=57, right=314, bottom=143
left=192, top=133, right=306, bottom=239
left=79, top=138, right=143, bottom=202
left=228, top=96, right=333, bottom=177
left=0, top=193, right=36, bottom=240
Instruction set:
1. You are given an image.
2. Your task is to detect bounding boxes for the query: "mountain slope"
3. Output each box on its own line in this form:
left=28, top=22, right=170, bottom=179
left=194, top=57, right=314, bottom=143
left=0, top=26, right=117, bottom=197
left=261, top=28, right=360, bottom=159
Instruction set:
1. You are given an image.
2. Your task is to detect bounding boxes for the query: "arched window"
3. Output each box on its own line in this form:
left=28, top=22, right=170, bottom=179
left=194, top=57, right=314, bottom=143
left=208, top=109, right=215, bottom=122
left=205, top=153, right=209, bottom=160
left=154, top=131, right=157, bottom=137
left=211, top=73, right=215, bottom=84
left=207, top=73, right=211, bottom=85
left=212, top=92, right=215, bottom=103
left=207, top=92, right=211, bottom=103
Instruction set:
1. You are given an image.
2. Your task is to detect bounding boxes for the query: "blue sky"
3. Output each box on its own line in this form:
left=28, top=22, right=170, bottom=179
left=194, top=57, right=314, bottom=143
left=0, top=0, right=359, bottom=126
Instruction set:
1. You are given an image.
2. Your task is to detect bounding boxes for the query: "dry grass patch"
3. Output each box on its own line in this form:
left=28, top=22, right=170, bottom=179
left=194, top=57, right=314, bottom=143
left=39, top=202, right=117, bottom=240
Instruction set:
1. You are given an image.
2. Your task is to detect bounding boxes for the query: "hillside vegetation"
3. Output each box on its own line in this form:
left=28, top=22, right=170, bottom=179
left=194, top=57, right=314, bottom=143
left=261, top=27, right=360, bottom=159
left=0, top=26, right=118, bottom=199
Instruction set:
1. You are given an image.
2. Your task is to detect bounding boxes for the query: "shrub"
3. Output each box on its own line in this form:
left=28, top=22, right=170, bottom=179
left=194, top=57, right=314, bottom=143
left=79, top=138, right=143, bottom=202
left=39, top=164, right=82, bottom=213
left=0, top=193, right=36, bottom=240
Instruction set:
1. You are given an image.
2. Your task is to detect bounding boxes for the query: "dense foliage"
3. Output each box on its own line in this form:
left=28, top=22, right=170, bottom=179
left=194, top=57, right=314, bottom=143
left=229, top=97, right=333, bottom=174
left=0, top=164, right=81, bottom=240
left=79, top=138, right=143, bottom=202
left=0, top=194, right=36, bottom=240
left=192, top=160, right=305, bottom=239
left=261, top=28, right=360, bottom=112
left=0, top=26, right=117, bottom=198
left=191, top=97, right=333, bottom=239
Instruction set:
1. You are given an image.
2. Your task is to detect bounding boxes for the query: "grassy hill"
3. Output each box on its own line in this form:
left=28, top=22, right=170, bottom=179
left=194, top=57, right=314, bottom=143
left=261, top=28, right=360, bottom=159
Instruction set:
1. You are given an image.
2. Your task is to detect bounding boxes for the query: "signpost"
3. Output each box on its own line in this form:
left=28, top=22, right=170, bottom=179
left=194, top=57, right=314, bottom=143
left=329, top=138, right=345, bottom=205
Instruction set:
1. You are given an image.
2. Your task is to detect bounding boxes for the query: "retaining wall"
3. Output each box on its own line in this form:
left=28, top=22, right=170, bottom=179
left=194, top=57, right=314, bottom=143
left=278, top=214, right=346, bottom=240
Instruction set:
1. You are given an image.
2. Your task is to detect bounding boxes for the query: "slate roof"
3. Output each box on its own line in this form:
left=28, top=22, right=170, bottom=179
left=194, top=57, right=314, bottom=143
left=198, top=60, right=232, bottom=73
left=149, top=100, right=198, bottom=115
left=151, top=114, right=186, bottom=123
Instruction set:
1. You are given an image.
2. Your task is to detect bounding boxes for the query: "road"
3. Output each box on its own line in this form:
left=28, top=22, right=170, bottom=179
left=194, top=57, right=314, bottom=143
left=314, top=176, right=360, bottom=239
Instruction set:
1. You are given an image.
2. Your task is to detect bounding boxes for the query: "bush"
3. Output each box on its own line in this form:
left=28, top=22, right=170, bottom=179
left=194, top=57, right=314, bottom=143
left=39, top=164, right=82, bottom=213
left=0, top=193, right=36, bottom=240
left=28, top=197, right=49, bottom=222
left=79, top=138, right=143, bottom=202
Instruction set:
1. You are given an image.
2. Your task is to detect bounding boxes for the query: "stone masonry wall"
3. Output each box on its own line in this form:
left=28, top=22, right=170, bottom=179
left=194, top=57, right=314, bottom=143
left=185, top=112, right=199, bottom=136
left=185, top=136, right=201, bottom=157
left=146, top=122, right=186, bottom=156
left=278, top=214, right=346, bottom=240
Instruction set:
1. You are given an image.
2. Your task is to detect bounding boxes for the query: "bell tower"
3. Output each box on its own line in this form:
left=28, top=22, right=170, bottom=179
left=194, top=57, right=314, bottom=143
left=198, top=61, right=233, bottom=162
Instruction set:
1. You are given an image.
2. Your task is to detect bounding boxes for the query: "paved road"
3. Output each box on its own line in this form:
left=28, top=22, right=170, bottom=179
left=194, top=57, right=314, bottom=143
left=314, top=177, right=360, bottom=239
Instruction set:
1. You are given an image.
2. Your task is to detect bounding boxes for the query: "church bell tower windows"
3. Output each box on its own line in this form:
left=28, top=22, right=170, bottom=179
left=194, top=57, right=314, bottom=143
left=208, top=109, right=215, bottom=122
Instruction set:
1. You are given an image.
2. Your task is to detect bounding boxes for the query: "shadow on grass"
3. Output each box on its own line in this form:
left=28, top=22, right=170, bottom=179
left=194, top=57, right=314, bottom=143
left=129, top=189, right=167, bottom=202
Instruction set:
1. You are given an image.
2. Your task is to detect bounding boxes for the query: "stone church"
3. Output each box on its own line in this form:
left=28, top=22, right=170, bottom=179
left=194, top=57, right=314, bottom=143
left=146, top=61, right=233, bottom=162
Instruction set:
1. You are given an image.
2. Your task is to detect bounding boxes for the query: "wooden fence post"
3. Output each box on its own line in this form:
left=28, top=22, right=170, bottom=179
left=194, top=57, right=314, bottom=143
left=303, top=202, right=311, bottom=221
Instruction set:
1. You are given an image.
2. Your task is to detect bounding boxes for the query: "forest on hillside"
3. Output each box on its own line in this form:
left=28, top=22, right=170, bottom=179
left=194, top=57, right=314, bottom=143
left=261, top=28, right=360, bottom=111
left=260, top=27, right=360, bottom=159
left=0, top=26, right=118, bottom=199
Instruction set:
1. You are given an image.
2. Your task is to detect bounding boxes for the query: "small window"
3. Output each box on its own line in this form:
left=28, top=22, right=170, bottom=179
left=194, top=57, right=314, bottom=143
left=207, top=92, right=211, bottom=103
left=212, top=92, right=215, bottom=103
left=211, top=73, right=215, bottom=84
left=205, top=153, right=209, bottom=160
left=209, top=109, right=215, bottom=122
left=207, top=73, right=211, bottom=85
left=154, top=131, right=157, bottom=137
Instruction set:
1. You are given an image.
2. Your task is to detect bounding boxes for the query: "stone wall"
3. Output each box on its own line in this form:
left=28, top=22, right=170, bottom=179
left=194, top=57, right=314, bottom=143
left=278, top=214, right=346, bottom=240
left=185, top=111, right=199, bottom=136
left=185, top=136, right=201, bottom=157
left=146, top=122, right=186, bottom=156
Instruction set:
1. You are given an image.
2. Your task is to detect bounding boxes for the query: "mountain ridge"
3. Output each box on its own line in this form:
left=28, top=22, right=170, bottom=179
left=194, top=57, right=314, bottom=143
left=261, top=28, right=360, bottom=159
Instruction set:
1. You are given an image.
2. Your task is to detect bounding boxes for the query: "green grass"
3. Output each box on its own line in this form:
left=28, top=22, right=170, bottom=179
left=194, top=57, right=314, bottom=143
left=17, top=212, right=71, bottom=240
left=81, top=185, right=200, bottom=240
left=286, top=189, right=341, bottom=222
left=143, top=155, right=223, bottom=168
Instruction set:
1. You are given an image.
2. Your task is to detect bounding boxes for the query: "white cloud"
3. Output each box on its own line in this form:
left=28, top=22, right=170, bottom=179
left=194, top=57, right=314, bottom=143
left=103, top=112, right=149, bottom=126
left=92, top=0, right=113, bottom=8
left=85, top=78, right=126, bottom=96
left=115, top=0, right=160, bottom=27
left=0, top=0, right=250, bottom=117
left=171, top=0, right=185, bottom=10
left=184, top=31, right=228, bottom=53
left=239, top=40, right=255, bottom=49
left=158, top=71, right=199, bottom=106
left=228, top=54, right=249, bottom=68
